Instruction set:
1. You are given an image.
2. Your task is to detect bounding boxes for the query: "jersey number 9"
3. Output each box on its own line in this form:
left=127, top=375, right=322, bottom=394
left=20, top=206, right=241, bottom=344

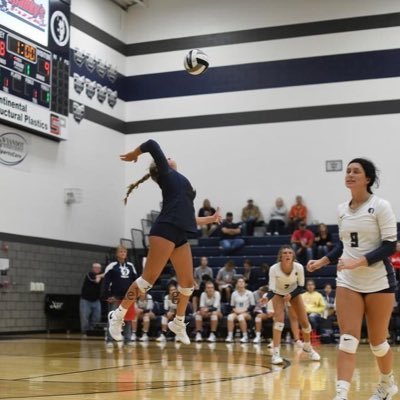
left=350, top=232, right=359, bottom=247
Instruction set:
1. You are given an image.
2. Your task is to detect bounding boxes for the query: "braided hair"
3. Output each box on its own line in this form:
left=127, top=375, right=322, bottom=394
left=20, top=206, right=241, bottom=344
left=124, top=162, right=159, bottom=204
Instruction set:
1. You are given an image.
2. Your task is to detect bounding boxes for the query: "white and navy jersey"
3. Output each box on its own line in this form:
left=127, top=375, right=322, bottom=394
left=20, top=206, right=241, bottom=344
left=268, top=262, right=305, bottom=296
left=199, top=291, right=221, bottom=311
left=136, top=294, right=154, bottom=312
left=336, top=195, right=397, bottom=293
left=102, top=261, right=137, bottom=299
left=230, top=290, right=255, bottom=312
left=164, top=295, right=177, bottom=312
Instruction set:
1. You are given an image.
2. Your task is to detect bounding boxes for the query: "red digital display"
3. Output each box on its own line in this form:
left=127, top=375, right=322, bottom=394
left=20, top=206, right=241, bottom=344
left=0, top=40, right=5, bottom=57
left=38, top=58, right=51, bottom=77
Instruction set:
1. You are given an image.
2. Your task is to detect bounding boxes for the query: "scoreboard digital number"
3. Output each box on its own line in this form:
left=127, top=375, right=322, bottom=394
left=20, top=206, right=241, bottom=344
left=0, top=0, right=70, bottom=140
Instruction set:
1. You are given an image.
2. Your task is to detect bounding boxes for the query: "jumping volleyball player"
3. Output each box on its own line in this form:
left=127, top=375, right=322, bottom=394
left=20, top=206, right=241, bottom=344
left=308, top=158, right=398, bottom=400
left=108, top=139, right=221, bottom=344
left=263, top=245, right=320, bottom=364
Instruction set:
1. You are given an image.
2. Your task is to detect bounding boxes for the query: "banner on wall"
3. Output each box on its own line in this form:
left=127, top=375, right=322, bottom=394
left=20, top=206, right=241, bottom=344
left=0, top=124, right=31, bottom=170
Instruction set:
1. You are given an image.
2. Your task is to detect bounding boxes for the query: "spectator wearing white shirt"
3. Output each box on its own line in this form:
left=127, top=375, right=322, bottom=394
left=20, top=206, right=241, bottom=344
left=195, top=281, right=222, bottom=342
left=225, top=278, right=255, bottom=343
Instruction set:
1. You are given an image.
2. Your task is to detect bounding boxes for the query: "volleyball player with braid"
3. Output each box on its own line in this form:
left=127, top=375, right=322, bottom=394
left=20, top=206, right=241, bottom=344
left=308, top=158, right=398, bottom=400
left=108, top=139, right=221, bottom=344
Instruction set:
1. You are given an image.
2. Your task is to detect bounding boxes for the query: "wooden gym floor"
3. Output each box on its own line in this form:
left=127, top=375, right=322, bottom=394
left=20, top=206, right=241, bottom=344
left=0, top=334, right=399, bottom=399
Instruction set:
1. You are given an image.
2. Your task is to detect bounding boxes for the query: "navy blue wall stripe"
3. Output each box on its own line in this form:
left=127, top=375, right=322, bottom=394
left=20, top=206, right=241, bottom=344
left=70, top=12, right=400, bottom=56
left=125, top=12, right=400, bottom=56
left=125, top=100, right=400, bottom=133
left=119, top=48, right=400, bottom=101
left=72, top=99, right=400, bottom=134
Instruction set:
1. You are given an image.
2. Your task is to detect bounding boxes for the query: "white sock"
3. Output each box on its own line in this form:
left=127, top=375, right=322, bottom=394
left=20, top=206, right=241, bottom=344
left=381, top=371, right=394, bottom=384
left=243, top=333, right=248, bottom=339
left=255, top=332, right=261, bottom=338
left=175, top=315, right=185, bottom=324
left=227, top=333, right=233, bottom=338
left=113, top=305, right=127, bottom=320
left=337, top=380, right=350, bottom=394
left=273, top=347, right=280, bottom=356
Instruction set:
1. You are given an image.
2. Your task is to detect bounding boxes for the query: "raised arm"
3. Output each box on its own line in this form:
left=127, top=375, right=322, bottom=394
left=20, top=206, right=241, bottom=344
left=120, top=139, right=170, bottom=174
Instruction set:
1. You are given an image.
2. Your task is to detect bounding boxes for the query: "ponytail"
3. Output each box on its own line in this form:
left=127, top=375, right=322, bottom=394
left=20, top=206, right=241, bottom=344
left=124, top=173, right=151, bottom=205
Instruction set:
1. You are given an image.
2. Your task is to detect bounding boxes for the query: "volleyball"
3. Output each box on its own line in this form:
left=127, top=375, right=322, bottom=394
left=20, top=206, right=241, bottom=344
left=184, top=49, right=210, bottom=75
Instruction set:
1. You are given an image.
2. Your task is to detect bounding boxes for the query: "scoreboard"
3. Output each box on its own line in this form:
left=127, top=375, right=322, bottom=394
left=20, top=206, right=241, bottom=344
left=0, top=0, right=70, bottom=140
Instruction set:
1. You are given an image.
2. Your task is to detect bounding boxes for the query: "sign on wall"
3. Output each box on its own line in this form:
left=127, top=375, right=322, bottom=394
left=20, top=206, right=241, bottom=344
left=0, top=125, right=30, bottom=169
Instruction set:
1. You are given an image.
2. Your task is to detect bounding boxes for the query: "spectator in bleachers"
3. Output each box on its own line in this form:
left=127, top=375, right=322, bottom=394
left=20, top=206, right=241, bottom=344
left=220, top=212, right=245, bottom=254
left=195, top=281, right=222, bottom=342
left=253, top=286, right=274, bottom=343
left=314, top=223, right=333, bottom=258
left=80, top=262, right=103, bottom=336
left=192, top=257, right=214, bottom=312
left=267, top=197, right=288, bottom=235
left=288, top=195, right=308, bottom=233
left=242, top=259, right=258, bottom=291
left=241, top=199, right=263, bottom=236
left=198, top=199, right=218, bottom=237
left=255, top=263, right=270, bottom=288
left=301, top=279, right=326, bottom=332
left=225, top=278, right=255, bottom=343
left=131, top=291, right=155, bottom=342
left=103, top=246, right=138, bottom=347
left=390, top=241, right=400, bottom=304
left=216, top=260, right=236, bottom=302
left=322, top=283, right=336, bottom=318
left=157, top=283, right=178, bottom=342
left=291, top=222, right=315, bottom=264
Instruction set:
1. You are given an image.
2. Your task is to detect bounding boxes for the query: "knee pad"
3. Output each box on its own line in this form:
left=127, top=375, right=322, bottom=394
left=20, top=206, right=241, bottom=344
left=238, top=314, right=245, bottom=322
left=273, top=321, right=285, bottom=331
left=161, top=316, right=168, bottom=325
left=227, top=314, right=235, bottom=322
left=195, top=314, right=202, bottom=321
left=255, top=317, right=261, bottom=323
left=302, top=324, right=312, bottom=334
left=211, top=315, right=218, bottom=321
left=370, top=341, right=390, bottom=357
left=178, top=286, right=194, bottom=296
left=339, top=334, right=359, bottom=354
left=136, top=276, right=153, bottom=293
left=143, top=315, right=150, bottom=323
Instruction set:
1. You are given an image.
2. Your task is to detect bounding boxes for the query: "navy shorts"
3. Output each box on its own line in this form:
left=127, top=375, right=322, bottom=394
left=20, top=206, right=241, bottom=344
left=361, top=286, right=396, bottom=297
left=150, top=222, right=188, bottom=248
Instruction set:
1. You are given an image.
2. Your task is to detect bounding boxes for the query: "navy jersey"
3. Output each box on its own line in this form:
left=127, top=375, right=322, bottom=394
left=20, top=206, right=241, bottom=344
left=102, top=261, right=137, bottom=299
left=140, top=140, right=197, bottom=233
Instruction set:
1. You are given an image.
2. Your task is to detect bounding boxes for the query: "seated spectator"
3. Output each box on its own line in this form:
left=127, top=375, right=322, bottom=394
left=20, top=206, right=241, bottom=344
left=291, top=222, right=314, bottom=264
left=253, top=286, right=274, bottom=343
left=157, top=284, right=178, bottom=342
left=225, top=278, right=255, bottom=343
left=314, top=223, right=333, bottom=258
left=220, top=212, right=245, bottom=255
left=241, top=199, right=263, bottom=236
left=216, top=260, right=236, bottom=302
left=267, top=197, right=287, bottom=235
left=288, top=195, right=307, bottom=233
left=322, top=283, right=336, bottom=318
left=195, top=281, right=222, bottom=342
left=390, top=241, right=400, bottom=304
left=301, top=279, right=326, bottom=332
left=242, top=259, right=258, bottom=291
left=80, top=262, right=103, bottom=337
left=198, top=199, right=218, bottom=237
left=192, top=256, right=214, bottom=312
left=253, top=263, right=270, bottom=288
left=132, top=291, right=155, bottom=342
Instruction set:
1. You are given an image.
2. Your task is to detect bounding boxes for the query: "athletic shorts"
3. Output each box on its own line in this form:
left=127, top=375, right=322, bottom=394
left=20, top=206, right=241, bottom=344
left=150, top=222, right=188, bottom=248
left=337, top=285, right=396, bottom=296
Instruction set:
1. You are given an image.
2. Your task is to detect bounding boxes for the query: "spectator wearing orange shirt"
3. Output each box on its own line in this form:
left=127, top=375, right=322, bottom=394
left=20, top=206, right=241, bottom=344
left=291, top=222, right=314, bottom=264
left=288, top=195, right=308, bottom=233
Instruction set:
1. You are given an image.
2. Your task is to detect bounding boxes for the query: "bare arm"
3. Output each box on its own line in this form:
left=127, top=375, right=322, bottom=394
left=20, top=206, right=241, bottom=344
left=196, top=207, right=222, bottom=226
